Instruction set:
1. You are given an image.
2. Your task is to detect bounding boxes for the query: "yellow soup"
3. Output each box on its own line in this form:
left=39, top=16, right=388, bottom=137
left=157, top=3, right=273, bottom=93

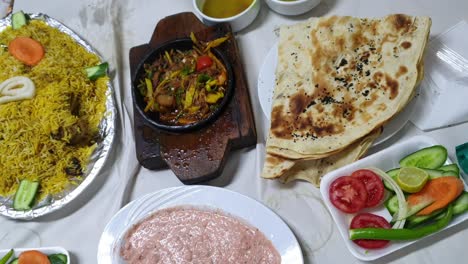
left=202, top=0, right=254, bottom=18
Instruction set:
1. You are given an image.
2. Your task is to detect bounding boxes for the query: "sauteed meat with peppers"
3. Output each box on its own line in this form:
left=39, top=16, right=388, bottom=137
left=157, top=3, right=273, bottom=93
left=138, top=33, right=229, bottom=126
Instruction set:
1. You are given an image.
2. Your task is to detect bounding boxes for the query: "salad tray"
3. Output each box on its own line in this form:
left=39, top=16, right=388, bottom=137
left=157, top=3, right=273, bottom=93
left=129, top=12, right=257, bottom=183
left=320, top=135, right=468, bottom=261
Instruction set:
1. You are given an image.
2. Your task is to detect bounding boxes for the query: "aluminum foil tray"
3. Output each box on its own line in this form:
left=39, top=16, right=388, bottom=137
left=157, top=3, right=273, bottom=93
left=0, top=13, right=116, bottom=220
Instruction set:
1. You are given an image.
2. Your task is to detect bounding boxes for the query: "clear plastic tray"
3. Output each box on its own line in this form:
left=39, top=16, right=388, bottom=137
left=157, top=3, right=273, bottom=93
left=412, top=21, right=468, bottom=130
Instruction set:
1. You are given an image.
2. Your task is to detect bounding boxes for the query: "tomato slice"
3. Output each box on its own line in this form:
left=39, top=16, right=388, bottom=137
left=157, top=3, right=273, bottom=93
left=350, top=213, right=391, bottom=249
left=196, top=55, right=213, bottom=71
left=329, top=176, right=368, bottom=213
left=351, top=169, right=385, bottom=208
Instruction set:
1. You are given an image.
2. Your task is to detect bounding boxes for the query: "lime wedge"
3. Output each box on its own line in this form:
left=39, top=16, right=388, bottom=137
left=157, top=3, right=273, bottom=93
left=397, top=167, right=429, bottom=193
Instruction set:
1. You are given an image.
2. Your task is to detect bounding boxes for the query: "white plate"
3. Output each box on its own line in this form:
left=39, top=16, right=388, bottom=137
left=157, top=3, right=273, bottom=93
left=0, top=247, right=70, bottom=263
left=98, top=186, right=303, bottom=264
left=257, top=43, right=419, bottom=146
left=319, top=135, right=468, bottom=261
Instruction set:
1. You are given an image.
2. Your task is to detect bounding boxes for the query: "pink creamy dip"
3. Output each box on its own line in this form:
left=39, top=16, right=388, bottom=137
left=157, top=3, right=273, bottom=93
left=120, top=206, right=281, bottom=264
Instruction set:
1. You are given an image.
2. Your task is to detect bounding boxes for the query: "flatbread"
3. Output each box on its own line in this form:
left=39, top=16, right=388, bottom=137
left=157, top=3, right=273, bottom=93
left=266, top=15, right=431, bottom=159
left=262, top=153, right=296, bottom=179
left=262, top=128, right=382, bottom=187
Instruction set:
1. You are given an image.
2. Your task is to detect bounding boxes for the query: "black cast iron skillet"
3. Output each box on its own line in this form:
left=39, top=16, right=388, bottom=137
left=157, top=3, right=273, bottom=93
left=132, top=38, right=235, bottom=133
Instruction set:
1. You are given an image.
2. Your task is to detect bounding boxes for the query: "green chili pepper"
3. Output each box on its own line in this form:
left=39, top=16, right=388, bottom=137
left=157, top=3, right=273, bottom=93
left=145, top=78, right=153, bottom=97
left=349, top=205, right=453, bottom=241
left=197, top=74, right=211, bottom=83
left=164, top=51, right=173, bottom=65
left=181, top=66, right=192, bottom=76
left=145, top=68, right=153, bottom=79
left=137, top=80, right=147, bottom=96
left=0, top=249, right=13, bottom=264
left=183, top=83, right=196, bottom=109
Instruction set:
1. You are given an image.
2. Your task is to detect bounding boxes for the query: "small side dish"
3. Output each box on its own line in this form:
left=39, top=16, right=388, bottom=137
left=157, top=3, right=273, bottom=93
left=201, top=0, right=254, bottom=18
left=192, top=0, right=261, bottom=32
left=120, top=206, right=281, bottom=264
left=0, top=248, right=68, bottom=264
left=264, top=0, right=321, bottom=16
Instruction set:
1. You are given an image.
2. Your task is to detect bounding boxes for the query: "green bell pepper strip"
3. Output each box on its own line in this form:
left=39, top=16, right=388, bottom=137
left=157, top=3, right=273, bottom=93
left=0, top=249, right=13, bottom=264
left=349, top=205, right=453, bottom=241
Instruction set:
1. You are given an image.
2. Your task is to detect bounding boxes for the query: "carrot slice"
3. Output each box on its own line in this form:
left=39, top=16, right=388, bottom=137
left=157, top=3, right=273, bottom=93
left=408, top=176, right=464, bottom=216
left=18, top=250, right=50, bottom=264
left=8, top=37, right=45, bottom=66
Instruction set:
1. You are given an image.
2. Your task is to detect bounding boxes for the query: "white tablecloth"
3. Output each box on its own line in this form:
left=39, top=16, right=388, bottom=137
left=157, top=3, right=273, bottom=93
left=2, top=0, right=468, bottom=263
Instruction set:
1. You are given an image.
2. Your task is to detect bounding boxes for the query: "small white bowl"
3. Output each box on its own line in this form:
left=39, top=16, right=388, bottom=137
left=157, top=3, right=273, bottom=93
left=193, top=0, right=261, bottom=32
left=265, top=0, right=321, bottom=16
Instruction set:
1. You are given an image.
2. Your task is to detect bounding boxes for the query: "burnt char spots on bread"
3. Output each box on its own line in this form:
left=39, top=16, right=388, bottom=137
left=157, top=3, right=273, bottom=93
left=266, top=14, right=431, bottom=160
left=261, top=14, right=431, bottom=185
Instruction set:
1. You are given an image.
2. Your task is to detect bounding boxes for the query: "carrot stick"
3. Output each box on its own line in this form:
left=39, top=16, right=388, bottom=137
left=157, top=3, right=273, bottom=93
left=18, top=250, right=50, bottom=264
left=408, top=176, right=464, bottom=216
left=8, top=37, right=45, bottom=66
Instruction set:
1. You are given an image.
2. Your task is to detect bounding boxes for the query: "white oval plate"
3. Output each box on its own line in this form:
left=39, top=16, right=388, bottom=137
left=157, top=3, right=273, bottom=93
left=98, top=186, right=303, bottom=264
left=0, top=247, right=70, bottom=263
left=319, top=135, right=468, bottom=261
left=257, top=43, right=419, bottom=146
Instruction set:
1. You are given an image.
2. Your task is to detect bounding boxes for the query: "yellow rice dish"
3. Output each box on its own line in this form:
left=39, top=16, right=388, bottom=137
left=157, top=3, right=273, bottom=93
left=0, top=20, right=108, bottom=198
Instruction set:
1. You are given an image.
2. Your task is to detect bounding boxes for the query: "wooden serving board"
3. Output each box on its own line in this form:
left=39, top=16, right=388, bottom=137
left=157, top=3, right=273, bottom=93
left=129, top=12, right=257, bottom=184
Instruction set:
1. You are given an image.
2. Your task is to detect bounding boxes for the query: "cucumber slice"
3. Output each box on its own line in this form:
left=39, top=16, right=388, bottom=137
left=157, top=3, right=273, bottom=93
left=12, top=11, right=29, bottom=30
left=406, top=209, right=444, bottom=228
left=399, top=145, right=448, bottom=169
left=387, top=168, right=400, bottom=178
left=385, top=195, right=399, bottom=215
left=422, top=168, right=445, bottom=178
left=8, top=259, right=18, bottom=264
left=85, top=62, right=108, bottom=80
left=13, top=180, right=39, bottom=210
left=453, top=192, right=468, bottom=215
left=439, top=170, right=458, bottom=178
left=383, top=168, right=400, bottom=192
left=430, top=196, right=468, bottom=221
left=393, top=196, right=434, bottom=221
left=386, top=194, right=434, bottom=221
left=48, top=254, right=67, bottom=264
left=439, top=164, right=460, bottom=176
left=420, top=168, right=458, bottom=179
